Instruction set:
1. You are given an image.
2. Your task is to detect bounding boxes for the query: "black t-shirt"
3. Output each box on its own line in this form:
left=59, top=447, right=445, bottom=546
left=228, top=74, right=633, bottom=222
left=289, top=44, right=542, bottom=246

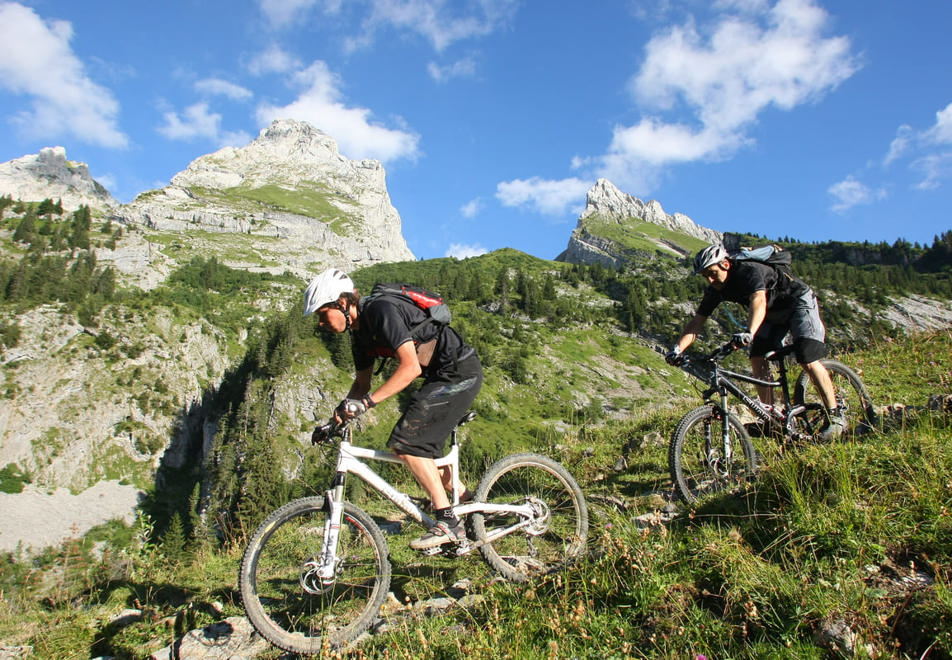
left=697, top=260, right=807, bottom=318
left=351, top=295, right=472, bottom=375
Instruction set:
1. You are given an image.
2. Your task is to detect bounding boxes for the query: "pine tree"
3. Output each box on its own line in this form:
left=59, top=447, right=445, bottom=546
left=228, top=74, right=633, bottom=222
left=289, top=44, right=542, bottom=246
left=162, top=512, right=188, bottom=565
left=12, top=210, right=36, bottom=244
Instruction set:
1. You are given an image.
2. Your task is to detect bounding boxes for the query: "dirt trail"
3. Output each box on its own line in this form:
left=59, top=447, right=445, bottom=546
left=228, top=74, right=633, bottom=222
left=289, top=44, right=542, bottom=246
left=0, top=480, right=143, bottom=554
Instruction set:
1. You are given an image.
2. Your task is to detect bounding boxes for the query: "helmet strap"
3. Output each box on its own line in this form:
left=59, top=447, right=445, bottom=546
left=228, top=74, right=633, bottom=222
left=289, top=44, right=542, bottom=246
left=335, top=300, right=353, bottom=333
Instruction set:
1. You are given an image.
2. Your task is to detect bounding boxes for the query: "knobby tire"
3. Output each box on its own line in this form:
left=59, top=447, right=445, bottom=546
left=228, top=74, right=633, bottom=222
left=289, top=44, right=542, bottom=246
left=793, top=359, right=878, bottom=438
left=471, top=453, right=588, bottom=582
left=669, top=405, right=758, bottom=503
left=239, top=496, right=391, bottom=654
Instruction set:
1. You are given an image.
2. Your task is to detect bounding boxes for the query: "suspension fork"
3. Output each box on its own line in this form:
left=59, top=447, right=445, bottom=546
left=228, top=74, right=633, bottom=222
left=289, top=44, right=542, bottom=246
left=316, top=473, right=347, bottom=584
left=716, top=390, right=734, bottom=464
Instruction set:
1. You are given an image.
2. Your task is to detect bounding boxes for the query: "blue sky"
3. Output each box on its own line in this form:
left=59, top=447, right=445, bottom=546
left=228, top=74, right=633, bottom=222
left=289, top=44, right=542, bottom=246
left=0, top=0, right=950, bottom=261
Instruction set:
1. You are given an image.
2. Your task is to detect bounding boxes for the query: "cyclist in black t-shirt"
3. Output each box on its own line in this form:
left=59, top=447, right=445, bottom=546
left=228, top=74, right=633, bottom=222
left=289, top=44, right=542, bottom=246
left=303, top=269, right=483, bottom=549
left=666, top=244, right=846, bottom=440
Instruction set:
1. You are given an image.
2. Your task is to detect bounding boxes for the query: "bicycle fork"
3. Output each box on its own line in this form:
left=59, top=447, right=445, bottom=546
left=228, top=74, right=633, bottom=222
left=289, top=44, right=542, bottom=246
left=708, top=397, right=734, bottom=475
left=300, top=483, right=346, bottom=594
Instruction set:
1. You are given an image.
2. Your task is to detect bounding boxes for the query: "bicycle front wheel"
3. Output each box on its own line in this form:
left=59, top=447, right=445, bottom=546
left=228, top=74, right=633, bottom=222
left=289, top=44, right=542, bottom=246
left=239, top=497, right=391, bottom=654
left=793, top=359, right=878, bottom=439
left=472, top=453, right=588, bottom=582
left=669, top=405, right=758, bottom=503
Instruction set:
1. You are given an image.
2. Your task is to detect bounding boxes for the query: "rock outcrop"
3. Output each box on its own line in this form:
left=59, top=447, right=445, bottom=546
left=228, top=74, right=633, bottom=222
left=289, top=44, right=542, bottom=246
left=558, top=179, right=720, bottom=266
left=116, top=119, right=415, bottom=275
left=0, top=146, right=118, bottom=213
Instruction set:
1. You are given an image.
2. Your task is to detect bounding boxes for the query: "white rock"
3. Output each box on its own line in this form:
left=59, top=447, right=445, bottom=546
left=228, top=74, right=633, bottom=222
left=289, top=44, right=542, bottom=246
left=0, top=146, right=119, bottom=213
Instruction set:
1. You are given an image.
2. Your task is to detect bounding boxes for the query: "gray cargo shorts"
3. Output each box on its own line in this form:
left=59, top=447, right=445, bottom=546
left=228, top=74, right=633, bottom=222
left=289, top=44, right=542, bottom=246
left=750, top=289, right=827, bottom=364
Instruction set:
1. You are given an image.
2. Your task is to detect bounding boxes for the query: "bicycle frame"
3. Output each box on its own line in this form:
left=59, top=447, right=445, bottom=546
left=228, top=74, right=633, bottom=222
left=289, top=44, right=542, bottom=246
left=313, top=421, right=537, bottom=582
left=689, top=344, right=810, bottom=440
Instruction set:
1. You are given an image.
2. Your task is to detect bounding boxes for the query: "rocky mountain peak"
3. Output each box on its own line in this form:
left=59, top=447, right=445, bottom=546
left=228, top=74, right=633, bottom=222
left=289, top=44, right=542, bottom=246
left=170, top=118, right=384, bottom=191
left=557, top=179, right=721, bottom=266
left=0, top=146, right=118, bottom=213
left=117, top=118, right=414, bottom=276
left=581, top=178, right=720, bottom=244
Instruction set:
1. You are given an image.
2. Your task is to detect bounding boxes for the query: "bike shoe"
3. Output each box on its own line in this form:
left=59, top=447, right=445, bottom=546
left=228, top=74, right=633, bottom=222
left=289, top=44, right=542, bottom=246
left=818, top=408, right=847, bottom=441
left=410, top=520, right=466, bottom=550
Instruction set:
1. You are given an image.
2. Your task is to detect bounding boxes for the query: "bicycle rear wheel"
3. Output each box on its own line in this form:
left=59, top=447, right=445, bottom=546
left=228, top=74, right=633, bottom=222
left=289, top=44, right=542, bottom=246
left=239, top=497, right=391, bottom=654
left=793, top=359, right=878, bottom=439
left=669, top=405, right=758, bottom=503
left=472, top=453, right=588, bottom=582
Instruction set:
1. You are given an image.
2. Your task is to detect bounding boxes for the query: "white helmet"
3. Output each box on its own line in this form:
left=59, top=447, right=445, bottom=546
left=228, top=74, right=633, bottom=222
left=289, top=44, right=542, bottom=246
left=303, top=268, right=354, bottom=317
left=692, top=244, right=730, bottom=274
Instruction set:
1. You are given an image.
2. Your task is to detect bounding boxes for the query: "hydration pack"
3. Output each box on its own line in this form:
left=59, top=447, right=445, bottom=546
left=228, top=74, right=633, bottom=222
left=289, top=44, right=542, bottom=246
left=730, top=244, right=793, bottom=277
left=368, top=283, right=452, bottom=325
left=366, top=283, right=452, bottom=369
left=728, top=243, right=809, bottom=298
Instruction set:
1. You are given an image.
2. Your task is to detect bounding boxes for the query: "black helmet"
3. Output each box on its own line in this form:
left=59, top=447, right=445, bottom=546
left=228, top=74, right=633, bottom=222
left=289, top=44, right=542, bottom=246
left=692, top=244, right=729, bottom=274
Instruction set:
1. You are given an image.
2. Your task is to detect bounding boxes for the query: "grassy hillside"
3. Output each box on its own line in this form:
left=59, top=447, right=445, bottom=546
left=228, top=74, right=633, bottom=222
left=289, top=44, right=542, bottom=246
left=1, top=330, right=949, bottom=658
left=1, top=200, right=951, bottom=657
left=578, top=211, right=710, bottom=257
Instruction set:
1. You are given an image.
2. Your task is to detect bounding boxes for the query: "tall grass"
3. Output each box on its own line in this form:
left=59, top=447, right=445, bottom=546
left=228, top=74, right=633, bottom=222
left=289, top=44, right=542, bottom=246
left=1, top=331, right=950, bottom=658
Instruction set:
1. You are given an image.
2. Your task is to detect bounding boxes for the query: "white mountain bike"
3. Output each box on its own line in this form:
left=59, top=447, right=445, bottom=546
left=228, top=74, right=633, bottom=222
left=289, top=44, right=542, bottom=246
left=238, top=409, right=589, bottom=654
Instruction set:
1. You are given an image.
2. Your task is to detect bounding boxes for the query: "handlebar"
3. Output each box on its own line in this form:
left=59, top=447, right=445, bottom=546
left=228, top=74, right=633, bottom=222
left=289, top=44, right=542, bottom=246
left=311, top=417, right=352, bottom=445
left=658, top=339, right=742, bottom=366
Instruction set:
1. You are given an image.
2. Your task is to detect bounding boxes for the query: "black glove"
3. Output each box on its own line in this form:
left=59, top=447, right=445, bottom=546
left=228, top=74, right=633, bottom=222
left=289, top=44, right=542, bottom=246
left=665, top=347, right=684, bottom=365
left=732, top=332, right=753, bottom=347
left=311, top=422, right=333, bottom=445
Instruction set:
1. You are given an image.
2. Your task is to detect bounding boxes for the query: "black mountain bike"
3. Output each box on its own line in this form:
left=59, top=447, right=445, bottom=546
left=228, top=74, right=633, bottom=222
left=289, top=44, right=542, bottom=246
left=667, top=340, right=877, bottom=503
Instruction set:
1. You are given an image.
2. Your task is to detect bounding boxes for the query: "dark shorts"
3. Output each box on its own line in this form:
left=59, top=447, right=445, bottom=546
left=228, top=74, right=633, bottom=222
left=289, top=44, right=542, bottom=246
left=749, top=289, right=828, bottom=364
left=387, top=354, right=483, bottom=459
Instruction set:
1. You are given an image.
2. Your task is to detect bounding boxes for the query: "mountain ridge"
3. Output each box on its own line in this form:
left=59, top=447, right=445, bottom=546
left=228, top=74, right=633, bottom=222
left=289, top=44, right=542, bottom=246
left=556, top=178, right=720, bottom=266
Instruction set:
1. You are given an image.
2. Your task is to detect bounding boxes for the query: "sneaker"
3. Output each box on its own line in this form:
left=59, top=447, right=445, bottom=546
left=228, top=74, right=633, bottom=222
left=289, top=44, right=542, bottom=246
left=409, top=520, right=466, bottom=550
left=818, top=407, right=847, bottom=441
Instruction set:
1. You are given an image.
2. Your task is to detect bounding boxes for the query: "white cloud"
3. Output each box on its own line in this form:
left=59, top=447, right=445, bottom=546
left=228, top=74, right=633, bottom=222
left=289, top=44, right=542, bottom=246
left=157, top=101, right=251, bottom=148
left=460, top=198, right=481, bottom=218
left=346, top=0, right=518, bottom=52
left=924, top=102, right=952, bottom=145
left=247, top=44, right=303, bottom=76
left=878, top=101, right=952, bottom=189
left=911, top=153, right=952, bottom=191
left=828, top=175, right=886, bottom=213
left=257, top=0, right=320, bottom=28
left=0, top=2, right=127, bottom=148
left=256, top=60, right=420, bottom=163
left=158, top=102, right=221, bottom=141
left=495, top=177, right=591, bottom=216
left=427, top=56, right=477, bottom=82
left=195, top=78, right=253, bottom=101
left=598, top=0, right=857, bottom=191
left=884, top=124, right=913, bottom=167
left=445, top=243, right=487, bottom=259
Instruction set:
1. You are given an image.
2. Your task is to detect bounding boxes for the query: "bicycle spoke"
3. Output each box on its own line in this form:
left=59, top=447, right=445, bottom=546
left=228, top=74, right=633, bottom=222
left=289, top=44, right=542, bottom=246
left=794, top=360, right=878, bottom=440
left=472, top=454, right=588, bottom=582
left=670, top=406, right=757, bottom=503
left=240, top=498, right=390, bottom=653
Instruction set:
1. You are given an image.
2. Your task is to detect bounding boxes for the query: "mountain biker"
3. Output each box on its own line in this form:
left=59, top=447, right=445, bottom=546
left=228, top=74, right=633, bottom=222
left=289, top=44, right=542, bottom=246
left=666, top=244, right=846, bottom=440
left=303, top=268, right=483, bottom=549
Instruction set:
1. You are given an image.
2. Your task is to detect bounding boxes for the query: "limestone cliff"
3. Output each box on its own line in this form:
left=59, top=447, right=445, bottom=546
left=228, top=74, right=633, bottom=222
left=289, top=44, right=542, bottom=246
left=117, top=119, right=414, bottom=276
left=557, top=178, right=720, bottom=267
left=0, top=146, right=118, bottom=213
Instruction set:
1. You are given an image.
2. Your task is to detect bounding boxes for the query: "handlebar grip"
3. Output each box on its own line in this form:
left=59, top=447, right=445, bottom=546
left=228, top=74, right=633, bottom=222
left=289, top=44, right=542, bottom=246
left=311, top=423, right=335, bottom=445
